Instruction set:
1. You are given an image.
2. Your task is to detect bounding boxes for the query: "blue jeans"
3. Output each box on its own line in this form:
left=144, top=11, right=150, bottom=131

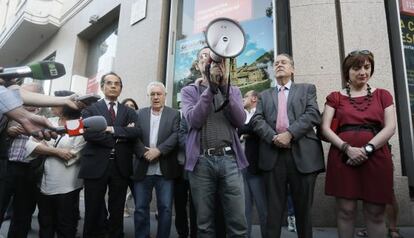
left=189, top=155, right=247, bottom=238
left=287, top=185, right=295, bottom=217
left=133, top=175, right=173, bottom=238
left=244, top=170, right=267, bottom=238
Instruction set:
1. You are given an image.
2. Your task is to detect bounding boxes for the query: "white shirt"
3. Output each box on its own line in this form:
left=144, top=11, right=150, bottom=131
left=146, top=108, right=163, bottom=176
left=38, top=117, right=85, bottom=195
left=104, top=98, right=118, bottom=116
left=276, top=80, right=292, bottom=99
left=245, top=107, right=256, bottom=124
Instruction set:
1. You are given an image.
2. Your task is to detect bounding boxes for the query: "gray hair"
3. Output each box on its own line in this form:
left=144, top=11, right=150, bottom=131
left=146, top=81, right=166, bottom=95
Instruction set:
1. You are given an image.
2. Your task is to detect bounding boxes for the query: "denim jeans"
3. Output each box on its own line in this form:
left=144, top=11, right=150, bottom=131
left=287, top=189, right=295, bottom=217
left=243, top=170, right=267, bottom=238
left=133, top=175, right=173, bottom=238
left=189, top=155, right=247, bottom=238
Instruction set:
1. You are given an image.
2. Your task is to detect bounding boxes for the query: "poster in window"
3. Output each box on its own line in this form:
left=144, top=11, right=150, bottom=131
left=172, top=0, right=274, bottom=108
left=400, top=13, right=414, bottom=125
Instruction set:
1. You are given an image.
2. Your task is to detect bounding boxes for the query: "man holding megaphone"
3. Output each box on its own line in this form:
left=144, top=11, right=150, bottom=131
left=180, top=47, right=248, bottom=236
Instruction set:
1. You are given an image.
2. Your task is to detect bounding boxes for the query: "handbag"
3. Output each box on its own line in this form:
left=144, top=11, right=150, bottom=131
left=318, top=91, right=340, bottom=142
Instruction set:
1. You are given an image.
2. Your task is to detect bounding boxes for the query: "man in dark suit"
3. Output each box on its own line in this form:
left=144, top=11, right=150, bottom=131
left=239, top=90, right=267, bottom=238
left=251, top=54, right=324, bottom=238
left=79, top=72, right=139, bottom=238
left=132, top=81, right=180, bottom=238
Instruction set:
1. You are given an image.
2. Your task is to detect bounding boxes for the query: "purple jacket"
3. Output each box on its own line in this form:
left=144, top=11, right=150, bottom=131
left=180, top=83, right=248, bottom=171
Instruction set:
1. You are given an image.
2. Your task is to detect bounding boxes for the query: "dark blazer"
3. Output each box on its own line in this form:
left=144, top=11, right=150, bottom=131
left=238, top=120, right=261, bottom=174
left=131, top=106, right=180, bottom=181
left=251, top=83, right=324, bottom=174
left=79, top=99, right=139, bottom=179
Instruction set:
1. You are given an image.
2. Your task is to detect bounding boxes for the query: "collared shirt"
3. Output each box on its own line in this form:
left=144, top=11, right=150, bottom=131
left=146, top=108, right=163, bottom=176
left=276, top=80, right=292, bottom=128
left=276, top=80, right=292, bottom=99
left=103, top=98, right=118, bottom=116
left=0, top=86, right=23, bottom=115
left=245, top=107, right=256, bottom=124
left=8, top=134, right=29, bottom=163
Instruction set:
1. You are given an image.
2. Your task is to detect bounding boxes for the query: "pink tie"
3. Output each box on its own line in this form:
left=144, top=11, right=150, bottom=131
left=276, top=86, right=288, bottom=133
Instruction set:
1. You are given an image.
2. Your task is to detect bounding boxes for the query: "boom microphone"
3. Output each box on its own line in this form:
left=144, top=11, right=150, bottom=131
left=0, top=61, right=66, bottom=80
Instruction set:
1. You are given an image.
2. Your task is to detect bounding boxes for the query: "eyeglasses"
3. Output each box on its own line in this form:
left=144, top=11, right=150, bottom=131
left=347, top=50, right=373, bottom=57
left=104, top=81, right=121, bottom=87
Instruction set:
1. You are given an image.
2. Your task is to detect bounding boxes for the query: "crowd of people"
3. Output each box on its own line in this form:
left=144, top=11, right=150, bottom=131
left=0, top=48, right=402, bottom=238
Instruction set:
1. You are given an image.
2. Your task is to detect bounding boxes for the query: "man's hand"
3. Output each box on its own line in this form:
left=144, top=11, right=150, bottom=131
left=66, top=94, right=86, bottom=110
left=273, top=131, right=292, bottom=148
left=6, top=107, right=56, bottom=140
left=55, top=148, right=76, bottom=161
left=144, top=147, right=161, bottom=162
left=7, top=124, right=25, bottom=137
left=207, top=62, right=224, bottom=94
left=105, top=126, right=114, bottom=134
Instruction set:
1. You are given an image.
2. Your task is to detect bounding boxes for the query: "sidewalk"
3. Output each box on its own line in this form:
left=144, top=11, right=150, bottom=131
left=2, top=211, right=414, bottom=237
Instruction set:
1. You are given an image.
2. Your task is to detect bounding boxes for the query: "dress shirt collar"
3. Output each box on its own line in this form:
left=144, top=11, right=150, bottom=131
left=103, top=98, right=118, bottom=108
left=276, top=80, right=292, bottom=92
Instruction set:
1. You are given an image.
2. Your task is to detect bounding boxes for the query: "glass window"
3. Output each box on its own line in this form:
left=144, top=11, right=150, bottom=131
left=170, top=0, right=275, bottom=108
left=400, top=13, right=414, bottom=129
left=85, top=22, right=118, bottom=94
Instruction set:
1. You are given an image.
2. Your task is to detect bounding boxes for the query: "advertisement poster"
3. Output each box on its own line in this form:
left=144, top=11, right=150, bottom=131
left=401, top=13, right=414, bottom=125
left=172, top=0, right=274, bottom=108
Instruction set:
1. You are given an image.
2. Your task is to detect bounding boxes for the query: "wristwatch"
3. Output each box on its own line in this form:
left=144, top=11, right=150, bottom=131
left=364, top=143, right=375, bottom=156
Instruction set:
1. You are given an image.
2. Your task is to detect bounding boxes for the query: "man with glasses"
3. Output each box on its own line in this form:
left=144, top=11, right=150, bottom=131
left=180, top=47, right=248, bottom=237
left=79, top=72, right=139, bottom=238
left=251, top=54, right=324, bottom=238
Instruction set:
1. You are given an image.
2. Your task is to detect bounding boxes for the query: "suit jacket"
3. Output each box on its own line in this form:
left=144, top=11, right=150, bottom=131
left=251, top=83, right=325, bottom=174
left=238, top=121, right=261, bottom=174
left=131, top=106, right=180, bottom=181
left=79, top=99, right=139, bottom=179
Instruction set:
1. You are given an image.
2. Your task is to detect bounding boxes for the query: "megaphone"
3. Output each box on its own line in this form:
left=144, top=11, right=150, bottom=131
left=205, top=17, right=246, bottom=62
left=204, top=17, right=246, bottom=111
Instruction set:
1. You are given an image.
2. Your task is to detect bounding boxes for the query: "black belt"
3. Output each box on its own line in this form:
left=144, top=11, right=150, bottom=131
left=203, top=146, right=234, bottom=156
left=338, top=124, right=382, bottom=135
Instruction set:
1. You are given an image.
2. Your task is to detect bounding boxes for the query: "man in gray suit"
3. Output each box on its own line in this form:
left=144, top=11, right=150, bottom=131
left=251, top=54, right=324, bottom=238
left=132, top=81, right=180, bottom=238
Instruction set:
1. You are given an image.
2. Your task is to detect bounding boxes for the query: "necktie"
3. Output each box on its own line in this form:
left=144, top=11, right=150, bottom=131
left=109, top=102, right=116, bottom=124
left=276, top=86, right=288, bottom=133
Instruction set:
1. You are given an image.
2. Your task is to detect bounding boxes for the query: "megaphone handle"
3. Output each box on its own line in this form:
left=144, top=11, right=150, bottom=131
left=214, top=66, right=232, bottom=112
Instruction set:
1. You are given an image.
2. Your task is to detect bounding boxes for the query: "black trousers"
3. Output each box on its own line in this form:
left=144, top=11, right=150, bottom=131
left=5, top=161, right=38, bottom=238
left=0, top=159, right=12, bottom=229
left=83, top=160, right=128, bottom=238
left=264, top=149, right=317, bottom=238
left=37, top=189, right=81, bottom=238
left=174, top=175, right=197, bottom=238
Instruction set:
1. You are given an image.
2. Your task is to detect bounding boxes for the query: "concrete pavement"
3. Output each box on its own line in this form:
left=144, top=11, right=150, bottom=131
left=2, top=211, right=414, bottom=237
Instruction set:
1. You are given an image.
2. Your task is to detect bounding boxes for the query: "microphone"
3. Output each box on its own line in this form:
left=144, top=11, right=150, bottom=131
left=30, top=116, right=107, bottom=137
left=0, top=61, right=66, bottom=80
left=52, top=116, right=107, bottom=136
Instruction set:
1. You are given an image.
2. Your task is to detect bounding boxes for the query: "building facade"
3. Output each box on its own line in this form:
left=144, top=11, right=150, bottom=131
left=0, top=0, right=413, bottom=226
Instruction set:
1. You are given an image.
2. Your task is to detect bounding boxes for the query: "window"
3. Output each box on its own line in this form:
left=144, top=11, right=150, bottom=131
left=84, top=22, right=118, bottom=94
left=168, top=0, right=275, bottom=108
